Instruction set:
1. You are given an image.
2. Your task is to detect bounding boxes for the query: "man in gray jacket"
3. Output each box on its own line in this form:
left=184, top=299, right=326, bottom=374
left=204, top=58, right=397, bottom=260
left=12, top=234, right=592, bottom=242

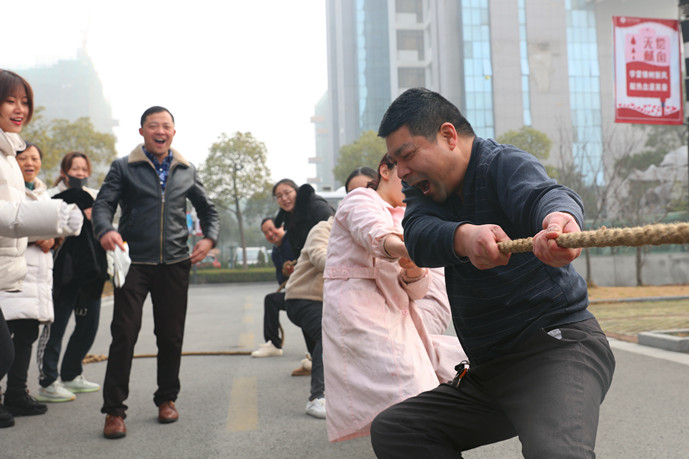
left=93, top=106, right=219, bottom=439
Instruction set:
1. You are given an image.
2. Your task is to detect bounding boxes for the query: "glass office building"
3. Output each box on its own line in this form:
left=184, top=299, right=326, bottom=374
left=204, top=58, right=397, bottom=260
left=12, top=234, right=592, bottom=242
left=319, top=0, right=676, bottom=190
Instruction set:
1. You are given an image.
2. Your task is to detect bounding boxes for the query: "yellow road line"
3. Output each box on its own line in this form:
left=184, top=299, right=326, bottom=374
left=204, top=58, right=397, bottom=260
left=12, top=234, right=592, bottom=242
left=239, top=332, right=254, bottom=349
left=226, top=376, right=258, bottom=431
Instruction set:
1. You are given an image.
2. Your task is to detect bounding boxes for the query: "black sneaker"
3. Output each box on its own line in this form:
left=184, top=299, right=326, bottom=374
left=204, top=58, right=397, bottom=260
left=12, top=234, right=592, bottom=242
left=4, top=391, right=48, bottom=416
left=0, top=403, right=15, bottom=427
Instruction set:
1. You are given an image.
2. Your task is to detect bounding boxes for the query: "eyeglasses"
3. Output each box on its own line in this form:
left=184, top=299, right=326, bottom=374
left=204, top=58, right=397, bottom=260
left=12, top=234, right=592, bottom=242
left=274, top=189, right=295, bottom=201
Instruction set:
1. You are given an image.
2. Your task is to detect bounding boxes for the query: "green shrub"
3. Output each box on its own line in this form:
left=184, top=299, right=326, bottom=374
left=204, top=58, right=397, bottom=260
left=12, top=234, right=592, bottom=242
left=190, top=267, right=274, bottom=284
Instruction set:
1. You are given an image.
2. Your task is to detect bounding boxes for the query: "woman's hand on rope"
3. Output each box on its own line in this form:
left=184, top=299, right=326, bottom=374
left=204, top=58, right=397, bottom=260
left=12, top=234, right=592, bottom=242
left=382, top=234, right=408, bottom=259
left=282, top=260, right=296, bottom=278
left=533, top=212, right=582, bottom=267
left=454, top=223, right=511, bottom=270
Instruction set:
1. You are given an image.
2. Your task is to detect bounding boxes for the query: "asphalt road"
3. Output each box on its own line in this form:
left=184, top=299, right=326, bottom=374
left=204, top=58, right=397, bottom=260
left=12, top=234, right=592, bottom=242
left=3, top=282, right=688, bottom=458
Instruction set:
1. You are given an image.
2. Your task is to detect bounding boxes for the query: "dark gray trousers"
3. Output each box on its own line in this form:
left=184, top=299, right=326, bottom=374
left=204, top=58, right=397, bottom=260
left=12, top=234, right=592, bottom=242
left=285, top=298, right=323, bottom=400
left=371, top=318, right=615, bottom=459
left=264, top=291, right=315, bottom=353
left=101, top=261, right=190, bottom=418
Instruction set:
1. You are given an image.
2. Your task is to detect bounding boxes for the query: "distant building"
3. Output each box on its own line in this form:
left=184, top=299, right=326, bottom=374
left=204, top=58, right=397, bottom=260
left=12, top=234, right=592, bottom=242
left=308, top=92, right=334, bottom=189
left=319, top=0, right=678, bottom=191
left=18, top=48, right=117, bottom=135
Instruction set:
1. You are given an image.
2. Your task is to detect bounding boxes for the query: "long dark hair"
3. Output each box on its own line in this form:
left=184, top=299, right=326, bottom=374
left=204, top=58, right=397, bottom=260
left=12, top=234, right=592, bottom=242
left=272, top=178, right=298, bottom=198
left=54, top=151, right=92, bottom=186
left=367, top=154, right=396, bottom=191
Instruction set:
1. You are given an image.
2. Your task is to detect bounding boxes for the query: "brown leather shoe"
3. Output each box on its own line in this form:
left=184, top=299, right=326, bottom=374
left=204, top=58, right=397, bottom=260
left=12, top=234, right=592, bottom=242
left=103, top=414, right=126, bottom=439
left=158, top=401, right=178, bottom=424
left=291, top=366, right=311, bottom=377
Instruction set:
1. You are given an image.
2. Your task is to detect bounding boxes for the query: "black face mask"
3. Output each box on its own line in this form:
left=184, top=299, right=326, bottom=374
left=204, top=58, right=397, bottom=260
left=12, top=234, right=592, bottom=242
left=67, top=174, right=88, bottom=189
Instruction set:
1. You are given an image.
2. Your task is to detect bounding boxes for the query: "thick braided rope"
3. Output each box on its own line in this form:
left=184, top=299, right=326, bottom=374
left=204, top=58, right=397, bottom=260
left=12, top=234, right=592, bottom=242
left=498, top=222, right=689, bottom=254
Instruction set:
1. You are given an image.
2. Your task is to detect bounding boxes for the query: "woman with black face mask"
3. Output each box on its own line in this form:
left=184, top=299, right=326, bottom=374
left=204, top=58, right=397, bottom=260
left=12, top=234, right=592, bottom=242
left=36, top=152, right=107, bottom=404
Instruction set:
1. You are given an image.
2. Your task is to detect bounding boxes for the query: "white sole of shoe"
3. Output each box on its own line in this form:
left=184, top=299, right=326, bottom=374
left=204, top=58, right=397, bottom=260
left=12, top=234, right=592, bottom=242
left=35, top=396, right=75, bottom=403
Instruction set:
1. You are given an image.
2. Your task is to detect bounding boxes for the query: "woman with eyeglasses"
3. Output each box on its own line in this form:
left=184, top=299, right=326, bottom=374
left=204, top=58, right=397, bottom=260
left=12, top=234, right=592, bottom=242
left=272, top=178, right=334, bottom=261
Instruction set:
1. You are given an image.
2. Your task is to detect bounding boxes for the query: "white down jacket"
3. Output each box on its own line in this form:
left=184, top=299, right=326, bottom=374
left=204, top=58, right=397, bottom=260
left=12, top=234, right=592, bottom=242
left=0, top=129, right=70, bottom=292
left=0, top=177, right=54, bottom=322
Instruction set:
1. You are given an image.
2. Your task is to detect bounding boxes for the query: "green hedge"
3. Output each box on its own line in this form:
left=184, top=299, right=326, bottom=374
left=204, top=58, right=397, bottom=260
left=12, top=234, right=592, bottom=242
left=190, top=267, right=275, bottom=284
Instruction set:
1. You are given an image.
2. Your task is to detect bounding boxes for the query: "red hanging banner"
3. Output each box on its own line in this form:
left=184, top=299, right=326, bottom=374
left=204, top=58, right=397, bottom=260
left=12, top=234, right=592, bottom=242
left=613, top=16, right=683, bottom=125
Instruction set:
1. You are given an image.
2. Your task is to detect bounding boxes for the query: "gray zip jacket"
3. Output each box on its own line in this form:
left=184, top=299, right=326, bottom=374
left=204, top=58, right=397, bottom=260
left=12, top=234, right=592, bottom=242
left=93, top=144, right=219, bottom=264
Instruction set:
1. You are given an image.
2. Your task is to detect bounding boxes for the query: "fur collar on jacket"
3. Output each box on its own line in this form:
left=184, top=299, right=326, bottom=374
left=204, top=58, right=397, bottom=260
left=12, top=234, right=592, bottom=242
left=127, top=144, right=190, bottom=168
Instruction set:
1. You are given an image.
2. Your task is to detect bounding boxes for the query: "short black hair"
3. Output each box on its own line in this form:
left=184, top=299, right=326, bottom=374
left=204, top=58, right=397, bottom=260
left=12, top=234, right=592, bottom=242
left=140, top=106, right=174, bottom=127
left=18, top=142, right=43, bottom=159
left=377, top=87, right=474, bottom=140
left=260, top=217, right=274, bottom=229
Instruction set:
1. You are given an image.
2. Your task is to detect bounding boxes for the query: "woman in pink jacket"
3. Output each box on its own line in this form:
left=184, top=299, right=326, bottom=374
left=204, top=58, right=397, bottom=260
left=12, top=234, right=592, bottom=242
left=322, top=154, right=466, bottom=442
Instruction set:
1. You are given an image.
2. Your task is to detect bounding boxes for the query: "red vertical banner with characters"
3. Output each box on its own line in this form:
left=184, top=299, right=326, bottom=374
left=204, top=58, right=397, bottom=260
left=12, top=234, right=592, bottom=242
left=613, top=16, right=683, bottom=125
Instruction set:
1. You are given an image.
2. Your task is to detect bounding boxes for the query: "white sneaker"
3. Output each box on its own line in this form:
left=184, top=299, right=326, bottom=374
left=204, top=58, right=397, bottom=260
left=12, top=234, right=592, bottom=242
left=36, top=381, right=76, bottom=402
left=62, top=375, right=100, bottom=393
left=251, top=341, right=283, bottom=357
left=305, top=397, right=326, bottom=419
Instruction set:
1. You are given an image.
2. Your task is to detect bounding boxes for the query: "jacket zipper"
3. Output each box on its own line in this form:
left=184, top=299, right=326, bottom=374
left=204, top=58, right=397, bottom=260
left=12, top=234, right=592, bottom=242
left=159, top=192, right=165, bottom=263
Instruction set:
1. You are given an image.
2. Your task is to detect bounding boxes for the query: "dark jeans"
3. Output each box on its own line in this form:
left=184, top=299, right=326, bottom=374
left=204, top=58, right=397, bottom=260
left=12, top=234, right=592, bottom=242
left=285, top=299, right=324, bottom=400
left=101, top=261, right=190, bottom=419
left=39, top=287, right=101, bottom=387
left=5, top=319, right=38, bottom=398
left=371, top=318, right=616, bottom=459
left=264, top=291, right=315, bottom=353
left=0, top=309, right=13, bottom=382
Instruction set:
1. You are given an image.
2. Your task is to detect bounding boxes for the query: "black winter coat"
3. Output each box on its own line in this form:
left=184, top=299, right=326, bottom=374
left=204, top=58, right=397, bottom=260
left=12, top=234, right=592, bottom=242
left=275, top=184, right=334, bottom=260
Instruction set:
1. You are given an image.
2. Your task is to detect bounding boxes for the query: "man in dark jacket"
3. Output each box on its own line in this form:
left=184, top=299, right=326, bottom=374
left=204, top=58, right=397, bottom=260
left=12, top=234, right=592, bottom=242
left=370, top=88, right=615, bottom=458
left=93, top=106, right=219, bottom=439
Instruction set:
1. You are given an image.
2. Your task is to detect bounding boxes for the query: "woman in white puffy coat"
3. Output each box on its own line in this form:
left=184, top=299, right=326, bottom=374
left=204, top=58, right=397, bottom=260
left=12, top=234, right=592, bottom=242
left=0, top=69, right=83, bottom=429
left=0, top=143, right=55, bottom=417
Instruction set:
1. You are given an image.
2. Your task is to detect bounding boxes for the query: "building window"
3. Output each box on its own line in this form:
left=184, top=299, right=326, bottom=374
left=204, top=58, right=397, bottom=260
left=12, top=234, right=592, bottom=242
left=397, top=30, right=425, bottom=60
left=566, top=0, right=604, bottom=185
left=396, top=0, right=423, bottom=22
left=518, top=0, right=532, bottom=126
left=398, top=67, right=425, bottom=88
left=461, top=0, right=494, bottom=139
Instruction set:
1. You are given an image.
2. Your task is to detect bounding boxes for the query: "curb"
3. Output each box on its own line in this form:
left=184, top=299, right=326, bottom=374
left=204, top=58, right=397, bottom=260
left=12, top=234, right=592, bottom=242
left=638, top=329, right=689, bottom=353
left=590, top=295, right=689, bottom=304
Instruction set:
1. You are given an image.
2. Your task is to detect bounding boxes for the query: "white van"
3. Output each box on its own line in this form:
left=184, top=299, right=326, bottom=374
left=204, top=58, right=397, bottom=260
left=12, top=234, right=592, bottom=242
left=237, top=246, right=269, bottom=266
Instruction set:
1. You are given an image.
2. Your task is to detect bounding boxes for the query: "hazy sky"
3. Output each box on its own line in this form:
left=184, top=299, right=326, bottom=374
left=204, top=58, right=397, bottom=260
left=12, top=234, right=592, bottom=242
left=3, top=0, right=328, bottom=186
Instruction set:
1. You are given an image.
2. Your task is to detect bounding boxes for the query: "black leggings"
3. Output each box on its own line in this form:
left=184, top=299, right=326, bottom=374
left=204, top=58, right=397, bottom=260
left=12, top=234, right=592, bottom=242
left=5, top=319, right=39, bottom=397
left=0, top=309, right=15, bottom=383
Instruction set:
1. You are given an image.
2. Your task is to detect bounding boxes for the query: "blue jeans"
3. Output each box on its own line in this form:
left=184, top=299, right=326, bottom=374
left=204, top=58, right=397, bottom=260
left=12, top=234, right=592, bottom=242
left=371, top=318, right=615, bottom=459
left=39, top=288, right=101, bottom=387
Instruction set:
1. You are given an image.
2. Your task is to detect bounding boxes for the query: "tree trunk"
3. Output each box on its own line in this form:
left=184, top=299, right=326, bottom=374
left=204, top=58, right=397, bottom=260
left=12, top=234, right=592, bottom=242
left=233, top=166, right=247, bottom=269
left=584, top=248, right=596, bottom=287
left=635, top=246, right=643, bottom=286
